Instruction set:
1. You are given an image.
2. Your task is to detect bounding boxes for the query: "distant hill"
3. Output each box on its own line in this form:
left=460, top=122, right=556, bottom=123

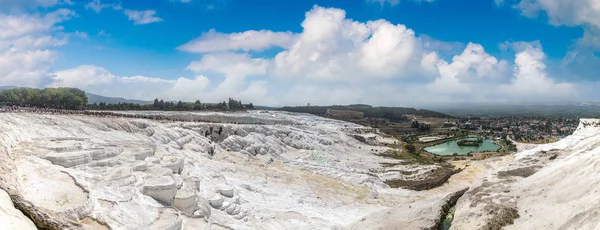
left=425, top=103, right=600, bottom=117
left=86, top=93, right=152, bottom=105
left=278, top=104, right=454, bottom=121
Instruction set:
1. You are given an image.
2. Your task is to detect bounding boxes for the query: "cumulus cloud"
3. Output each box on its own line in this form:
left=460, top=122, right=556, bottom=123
left=49, top=65, right=115, bottom=88
left=178, top=29, right=295, bottom=53
left=123, top=9, right=163, bottom=25
left=270, top=5, right=423, bottom=82
left=513, top=0, right=600, bottom=51
left=1, top=4, right=583, bottom=106
left=498, top=42, right=576, bottom=100
left=49, top=65, right=272, bottom=103
left=169, top=5, right=580, bottom=105
left=0, top=9, right=73, bottom=86
left=510, top=0, right=600, bottom=85
left=424, top=43, right=509, bottom=101
left=187, top=52, right=268, bottom=78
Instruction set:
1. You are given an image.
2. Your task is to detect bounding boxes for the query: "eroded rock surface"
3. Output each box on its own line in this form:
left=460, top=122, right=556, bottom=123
left=5, top=111, right=585, bottom=230
left=0, top=111, right=418, bottom=229
left=451, top=119, right=600, bottom=230
left=0, top=189, right=36, bottom=230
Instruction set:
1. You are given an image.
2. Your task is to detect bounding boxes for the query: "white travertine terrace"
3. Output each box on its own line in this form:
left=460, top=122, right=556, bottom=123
left=0, top=111, right=598, bottom=229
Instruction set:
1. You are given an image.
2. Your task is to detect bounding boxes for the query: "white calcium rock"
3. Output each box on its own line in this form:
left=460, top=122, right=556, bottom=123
left=142, top=176, right=178, bottom=205
left=219, top=186, right=234, bottom=198
left=0, top=189, right=36, bottom=230
left=147, top=165, right=173, bottom=177
left=145, top=157, right=161, bottom=164
left=131, top=161, right=148, bottom=171
left=44, top=150, right=94, bottom=167
left=161, top=155, right=184, bottom=174
left=208, top=194, right=224, bottom=208
left=194, top=196, right=212, bottom=218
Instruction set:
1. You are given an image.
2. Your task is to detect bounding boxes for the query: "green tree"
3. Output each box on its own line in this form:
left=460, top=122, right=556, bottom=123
left=153, top=98, right=159, bottom=108
left=405, top=144, right=417, bottom=154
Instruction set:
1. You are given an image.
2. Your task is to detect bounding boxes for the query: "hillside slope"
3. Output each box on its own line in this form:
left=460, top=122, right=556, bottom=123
left=86, top=93, right=152, bottom=105
left=451, top=119, right=600, bottom=229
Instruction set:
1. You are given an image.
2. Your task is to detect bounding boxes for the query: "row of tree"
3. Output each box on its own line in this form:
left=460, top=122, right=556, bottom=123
left=87, top=98, right=254, bottom=111
left=0, top=87, right=255, bottom=111
left=410, top=120, right=432, bottom=132
left=0, top=87, right=87, bottom=109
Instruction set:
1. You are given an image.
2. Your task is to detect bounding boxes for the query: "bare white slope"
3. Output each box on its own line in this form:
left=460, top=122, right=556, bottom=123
left=1, top=111, right=551, bottom=230
left=0, top=111, right=454, bottom=230
left=452, top=119, right=600, bottom=230
left=0, top=189, right=36, bottom=230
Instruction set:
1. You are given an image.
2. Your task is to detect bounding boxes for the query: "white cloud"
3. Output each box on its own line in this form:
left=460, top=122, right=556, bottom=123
left=271, top=5, right=421, bottom=82
left=0, top=0, right=72, bottom=9
left=0, top=9, right=73, bottom=86
left=185, top=53, right=272, bottom=101
left=124, top=9, right=163, bottom=25
left=498, top=42, right=576, bottom=99
left=516, top=0, right=600, bottom=28
left=0, top=49, right=57, bottom=87
left=425, top=43, right=509, bottom=99
left=0, top=4, right=583, bottom=106
left=169, top=5, right=580, bottom=105
left=49, top=65, right=115, bottom=88
left=0, top=9, right=74, bottom=40
left=118, top=76, right=174, bottom=84
left=74, top=31, right=88, bottom=39
left=187, top=52, right=268, bottom=78
left=85, top=0, right=108, bottom=13
left=514, top=0, right=600, bottom=51
left=178, top=29, right=295, bottom=53
left=368, top=0, right=435, bottom=6
left=580, top=25, right=600, bottom=49
left=167, top=75, right=211, bottom=97
left=49, top=65, right=274, bottom=103
left=238, top=80, right=275, bottom=105
left=282, top=84, right=366, bottom=106
left=84, top=0, right=122, bottom=13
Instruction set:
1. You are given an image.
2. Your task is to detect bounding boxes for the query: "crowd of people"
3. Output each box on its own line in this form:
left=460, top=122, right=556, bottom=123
left=0, top=105, right=267, bottom=125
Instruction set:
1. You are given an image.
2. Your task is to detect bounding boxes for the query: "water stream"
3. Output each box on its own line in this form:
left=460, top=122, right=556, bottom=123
left=439, top=206, right=455, bottom=230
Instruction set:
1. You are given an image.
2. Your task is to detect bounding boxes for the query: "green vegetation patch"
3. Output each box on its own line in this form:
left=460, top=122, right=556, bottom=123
left=377, top=150, right=433, bottom=165
left=0, top=87, right=87, bottom=109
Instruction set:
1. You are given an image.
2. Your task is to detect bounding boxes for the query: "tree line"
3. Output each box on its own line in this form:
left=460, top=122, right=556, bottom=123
left=0, top=87, right=87, bottom=109
left=279, top=105, right=452, bottom=122
left=0, top=87, right=254, bottom=111
left=87, top=97, right=254, bottom=111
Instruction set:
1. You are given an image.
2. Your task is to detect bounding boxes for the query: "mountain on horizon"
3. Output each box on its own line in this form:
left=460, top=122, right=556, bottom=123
left=85, top=93, right=152, bottom=105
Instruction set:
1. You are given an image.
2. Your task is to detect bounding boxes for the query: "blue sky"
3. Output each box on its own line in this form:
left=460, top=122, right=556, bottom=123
left=1, top=0, right=599, bottom=106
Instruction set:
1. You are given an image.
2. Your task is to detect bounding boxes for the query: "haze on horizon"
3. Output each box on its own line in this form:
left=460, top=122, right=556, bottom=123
left=1, top=0, right=599, bottom=106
